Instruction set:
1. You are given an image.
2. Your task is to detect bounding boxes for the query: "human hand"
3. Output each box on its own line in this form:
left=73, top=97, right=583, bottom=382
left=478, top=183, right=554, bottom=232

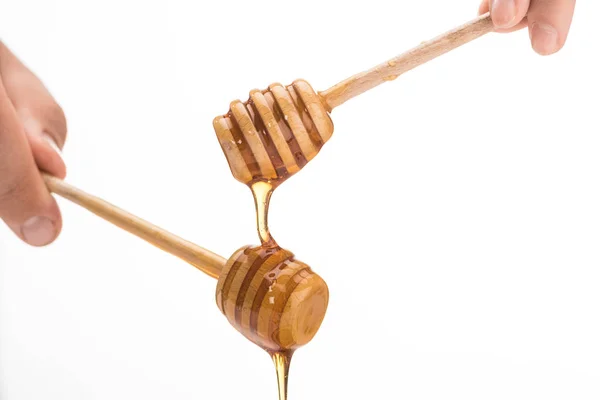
left=0, top=41, right=67, bottom=246
left=479, top=0, right=576, bottom=55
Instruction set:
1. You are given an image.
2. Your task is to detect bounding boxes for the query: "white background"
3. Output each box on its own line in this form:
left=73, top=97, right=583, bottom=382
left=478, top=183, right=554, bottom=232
left=1, top=0, right=599, bottom=399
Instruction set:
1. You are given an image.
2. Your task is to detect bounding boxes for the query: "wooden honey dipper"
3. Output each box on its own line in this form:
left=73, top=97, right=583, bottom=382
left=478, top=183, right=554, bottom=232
left=214, top=13, right=494, bottom=185
left=43, top=174, right=328, bottom=352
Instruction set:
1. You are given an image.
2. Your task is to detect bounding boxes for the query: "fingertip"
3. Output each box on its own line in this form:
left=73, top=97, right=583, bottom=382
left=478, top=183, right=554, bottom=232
left=28, top=132, right=67, bottom=179
left=43, top=132, right=67, bottom=179
left=479, top=0, right=490, bottom=15
left=491, top=0, right=517, bottom=28
left=47, top=195, right=63, bottom=242
left=480, top=0, right=528, bottom=34
left=19, top=216, right=59, bottom=247
left=529, top=22, right=561, bottom=56
left=526, top=0, right=575, bottom=56
left=7, top=196, right=62, bottom=247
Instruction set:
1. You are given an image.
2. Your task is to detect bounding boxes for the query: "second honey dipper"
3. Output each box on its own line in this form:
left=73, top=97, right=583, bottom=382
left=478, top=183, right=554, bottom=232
left=43, top=174, right=329, bottom=352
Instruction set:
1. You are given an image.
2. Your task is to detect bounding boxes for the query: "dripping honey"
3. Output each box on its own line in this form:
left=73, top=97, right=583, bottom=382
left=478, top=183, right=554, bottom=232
left=271, top=350, right=294, bottom=400
left=250, top=181, right=276, bottom=247
left=214, top=80, right=333, bottom=400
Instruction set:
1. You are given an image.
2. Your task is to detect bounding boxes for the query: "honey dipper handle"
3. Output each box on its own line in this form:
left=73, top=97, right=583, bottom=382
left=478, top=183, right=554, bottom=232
left=43, top=174, right=226, bottom=279
left=319, top=13, right=494, bottom=110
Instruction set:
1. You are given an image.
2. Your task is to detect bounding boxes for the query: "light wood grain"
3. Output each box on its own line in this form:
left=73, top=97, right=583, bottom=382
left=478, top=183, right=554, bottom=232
left=319, top=13, right=493, bottom=110
left=216, top=245, right=328, bottom=351
left=43, top=173, right=225, bottom=279
left=213, top=80, right=333, bottom=186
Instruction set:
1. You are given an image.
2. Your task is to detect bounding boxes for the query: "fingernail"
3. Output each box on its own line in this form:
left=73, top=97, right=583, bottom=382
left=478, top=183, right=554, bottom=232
left=42, top=133, right=63, bottom=155
left=491, top=0, right=517, bottom=28
left=530, top=23, right=559, bottom=55
left=21, top=216, right=57, bottom=246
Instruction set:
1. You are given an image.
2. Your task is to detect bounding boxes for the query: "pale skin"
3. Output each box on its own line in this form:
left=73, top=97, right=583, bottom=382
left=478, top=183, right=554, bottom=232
left=479, top=0, right=576, bottom=55
left=0, top=42, right=67, bottom=247
left=0, top=1, right=577, bottom=247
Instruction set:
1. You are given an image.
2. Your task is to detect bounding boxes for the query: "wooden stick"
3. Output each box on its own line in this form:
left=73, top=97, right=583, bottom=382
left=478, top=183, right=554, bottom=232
left=320, top=13, right=494, bottom=110
left=43, top=174, right=226, bottom=279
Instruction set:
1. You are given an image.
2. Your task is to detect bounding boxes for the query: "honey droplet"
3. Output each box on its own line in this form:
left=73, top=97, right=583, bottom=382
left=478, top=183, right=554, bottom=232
left=384, top=75, right=399, bottom=81
left=388, top=60, right=397, bottom=67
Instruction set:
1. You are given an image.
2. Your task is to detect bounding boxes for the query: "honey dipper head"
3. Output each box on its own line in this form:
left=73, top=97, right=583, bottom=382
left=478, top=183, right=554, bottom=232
left=213, top=79, right=334, bottom=186
left=215, top=245, right=329, bottom=352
